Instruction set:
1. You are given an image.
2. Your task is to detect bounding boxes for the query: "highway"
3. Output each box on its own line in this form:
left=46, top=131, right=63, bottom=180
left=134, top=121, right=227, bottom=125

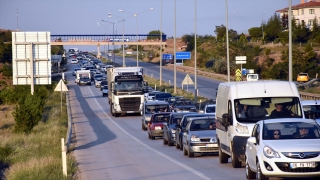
left=111, top=54, right=222, bottom=100
left=67, top=57, right=246, bottom=180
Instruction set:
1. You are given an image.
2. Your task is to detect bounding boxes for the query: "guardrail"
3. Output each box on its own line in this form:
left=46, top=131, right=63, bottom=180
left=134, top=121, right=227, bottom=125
left=299, top=92, right=320, bottom=100
left=65, top=92, right=72, bottom=151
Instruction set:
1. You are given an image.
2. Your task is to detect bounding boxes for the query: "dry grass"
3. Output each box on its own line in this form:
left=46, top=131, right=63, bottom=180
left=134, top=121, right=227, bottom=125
left=0, top=105, right=15, bottom=135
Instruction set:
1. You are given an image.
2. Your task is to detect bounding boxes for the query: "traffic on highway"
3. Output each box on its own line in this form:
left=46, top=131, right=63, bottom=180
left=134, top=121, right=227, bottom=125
left=67, top=51, right=320, bottom=180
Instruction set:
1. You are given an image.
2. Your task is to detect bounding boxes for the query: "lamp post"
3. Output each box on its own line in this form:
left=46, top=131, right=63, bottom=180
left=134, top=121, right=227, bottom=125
left=108, top=13, right=129, bottom=67
left=194, top=0, right=198, bottom=103
left=174, top=0, right=177, bottom=93
left=226, top=0, right=230, bottom=82
left=262, top=12, right=267, bottom=43
left=97, top=22, right=108, bottom=61
left=160, top=0, right=163, bottom=86
left=101, top=20, right=123, bottom=66
left=119, top=8, right=154, bottom=67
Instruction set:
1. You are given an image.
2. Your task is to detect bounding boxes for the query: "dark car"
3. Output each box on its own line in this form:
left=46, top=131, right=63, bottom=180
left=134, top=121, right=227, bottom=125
left=147, top=112, right=171, bottom=139
left=171, top=99, right=197, bottom=113
left=141, top=101, right=171, bottom=131
left=175, top=113, right=215, bottom=150
left=154, top=92, right=172, bottom=102
left=167, top=96, right=184, bottom=106
left=163, top=112, right=196, bottom=146
left=100, top=80, right=108, bottom=91
left=79, top=76, right=91, bottom=86
left=102, top=85, right=108, bottom=97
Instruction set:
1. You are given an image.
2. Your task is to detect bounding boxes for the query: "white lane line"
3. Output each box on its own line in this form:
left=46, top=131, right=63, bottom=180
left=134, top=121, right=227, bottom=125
left=87, top=87, right=212, bottom=180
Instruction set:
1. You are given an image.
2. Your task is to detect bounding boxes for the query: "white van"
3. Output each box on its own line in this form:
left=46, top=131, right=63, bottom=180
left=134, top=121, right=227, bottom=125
left=216, top=81, right=304, bottom=168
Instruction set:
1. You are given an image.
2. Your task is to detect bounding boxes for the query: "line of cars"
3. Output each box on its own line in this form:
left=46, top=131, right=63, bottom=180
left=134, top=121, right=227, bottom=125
left=141, top=89, right=218, bottom=158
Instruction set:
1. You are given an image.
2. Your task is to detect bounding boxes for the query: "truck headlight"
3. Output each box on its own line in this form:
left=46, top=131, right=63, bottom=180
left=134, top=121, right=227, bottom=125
left=171, top=129, right=176, bottom=134
left=263, top=146, right=280, bottom=158
left=191, top=135, right=200, bottom=142
left=235, top=123, right=249, bottom=134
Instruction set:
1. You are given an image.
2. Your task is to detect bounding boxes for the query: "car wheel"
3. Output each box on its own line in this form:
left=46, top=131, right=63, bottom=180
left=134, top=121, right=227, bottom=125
left=219, top=143, right=229, bottom=163
left=168, top=138, right=173, bottom=146
left=187, top=148, right=194, bottom=158
left=142, top=123, right=146, bottom=131
left=179, top=139, right=183, bottom=151
left=257, top=160, right=268, bottom=180
left=246, top=158, right=256, bottom=179
left=114, top=113, right=120, bottom=117
left=175, top=139, right=180, bottom=149
left=231, top=146, right=241, bottom=168
left=163, top=135, right=168, bottom=145
left=183, top=145, right=187, bottom=156
left=151, top=134, right=155, bottom=140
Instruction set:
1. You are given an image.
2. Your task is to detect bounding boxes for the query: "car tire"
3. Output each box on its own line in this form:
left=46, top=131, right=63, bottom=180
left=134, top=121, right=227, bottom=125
left=175, top=139, right=180, bottom=149
left=231, top=145, right=242, bottom=168
left=183, top=145, right=188, bottom=156
left=246, top=158, right=256, bottom=179
left=142, top=123, right=146, bottom=131
left=257, top=160, right=268, bottom=180
left=219, top=143, right=229, bottom=163
left=187, top=148, right=194, bottom=158
left=151, top=134, right=155, bottom=140
left=163, top=135, right=168, bottom=145
left=168, top=139, right=173, bottom=146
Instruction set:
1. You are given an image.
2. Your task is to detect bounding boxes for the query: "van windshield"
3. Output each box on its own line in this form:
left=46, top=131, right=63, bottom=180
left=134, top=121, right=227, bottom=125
left=234, top=97, right=303, bottom=123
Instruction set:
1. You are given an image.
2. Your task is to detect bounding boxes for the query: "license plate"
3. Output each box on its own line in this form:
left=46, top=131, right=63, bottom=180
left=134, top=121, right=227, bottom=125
left=206, top=144, right=218, bottom=147
left=290, top=162, right=316, bottom=169
left=155, top=126, right=161, bottom=130
left=127, top=111, right=134, bottom=113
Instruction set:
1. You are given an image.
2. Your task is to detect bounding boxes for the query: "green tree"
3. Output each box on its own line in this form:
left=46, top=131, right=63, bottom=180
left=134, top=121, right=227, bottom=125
left=147, top=30, right=165, bottom=40
left=264, top=13, right=282, bottom=41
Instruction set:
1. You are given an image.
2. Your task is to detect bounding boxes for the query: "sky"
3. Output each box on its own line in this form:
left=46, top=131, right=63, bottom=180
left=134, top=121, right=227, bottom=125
left=0, top=0, right=300, bottom=51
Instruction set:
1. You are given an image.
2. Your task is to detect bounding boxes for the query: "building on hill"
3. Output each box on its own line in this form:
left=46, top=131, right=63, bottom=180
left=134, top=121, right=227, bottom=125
left=277, top=0, right=320, bottom=30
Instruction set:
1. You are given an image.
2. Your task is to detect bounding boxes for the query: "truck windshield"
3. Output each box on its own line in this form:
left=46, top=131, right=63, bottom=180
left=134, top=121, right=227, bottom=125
left=115, top=81, right=142, bottom=90
left=234, top=97, right=303, bottom=123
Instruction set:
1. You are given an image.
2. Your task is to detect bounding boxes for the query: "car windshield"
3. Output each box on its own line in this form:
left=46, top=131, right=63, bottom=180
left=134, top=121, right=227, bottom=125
left=145, top=104, right=170, bottom=114
left=189, top=119, right=216, bottom=131
left=303, top=104, right=320, bottom=119
left=183, top=115, right=215, bottom=126
left=152, top=114, right=170, bottom=122
left=174, top=100, right=193, bottom=106
left=206, top=106, right=216, bottom=113
left=263, top=122, right=320, bottom=140
left=155, top=93, right=172, bottom=99
left=234, top=97, right=303, bottom=123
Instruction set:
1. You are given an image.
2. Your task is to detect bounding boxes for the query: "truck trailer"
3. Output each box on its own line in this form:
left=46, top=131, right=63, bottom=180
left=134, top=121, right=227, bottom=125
left=107, top=67, right=147, bottom=117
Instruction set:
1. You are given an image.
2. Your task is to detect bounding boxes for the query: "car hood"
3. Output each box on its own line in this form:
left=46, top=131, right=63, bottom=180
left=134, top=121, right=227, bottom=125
left=264, top=139, right=320, bottom=152
left=189, top=130, right=217, bottom=138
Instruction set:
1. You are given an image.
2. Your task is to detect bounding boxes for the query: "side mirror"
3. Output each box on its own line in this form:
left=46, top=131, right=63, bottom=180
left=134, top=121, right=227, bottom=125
left=222, top=113, right=231, bottom=126
left=247, top=137, right=257, bottom=144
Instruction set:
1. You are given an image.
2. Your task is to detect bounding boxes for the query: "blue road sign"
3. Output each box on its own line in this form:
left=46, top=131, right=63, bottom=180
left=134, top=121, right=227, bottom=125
left=162, top=54, right=173, bottom=60
left=176, top=52, right=191, bottom=59
left=242, top=68, right=247, bottom=75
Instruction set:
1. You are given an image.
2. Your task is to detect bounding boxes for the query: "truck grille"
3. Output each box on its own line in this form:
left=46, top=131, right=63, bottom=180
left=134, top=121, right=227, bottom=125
left=119, top=97, right=141, bottom=111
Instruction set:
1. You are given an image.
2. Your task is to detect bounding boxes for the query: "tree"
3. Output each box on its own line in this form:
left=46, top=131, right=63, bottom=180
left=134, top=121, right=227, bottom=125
left=264, top=13, right=282, bottom=41
left=248, top=27, right=262, bottom=39
left=147, top=30, right=165, bottom=40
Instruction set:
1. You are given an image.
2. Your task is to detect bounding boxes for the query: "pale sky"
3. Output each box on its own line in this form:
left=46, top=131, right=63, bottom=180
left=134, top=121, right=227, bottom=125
left=0, top=0, right=300, bottom=51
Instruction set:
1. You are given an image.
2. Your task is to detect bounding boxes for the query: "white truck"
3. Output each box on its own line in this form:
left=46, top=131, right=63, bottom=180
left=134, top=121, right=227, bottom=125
left=75, top=70, right=91, bottom=85
left=216, top=81, right=304, bottom=168
left=107, top=67, right=147, bottom=117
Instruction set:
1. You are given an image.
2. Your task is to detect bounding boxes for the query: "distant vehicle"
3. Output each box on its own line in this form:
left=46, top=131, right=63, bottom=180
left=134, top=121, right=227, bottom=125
left=79, top=76, right=91, bottom=86
left=171, top=99, right=197, bottom=113
left=141, top=101, right=171, bottom=131
left=301, top=100, right=320, bottom=125
left=72, top=68, right=81, bottom=76
left=146, top=91, right=161, bottom=101
left=102, top=85, right=108, bottom=97
left=167, top=96, right=184, bottom=106
left=107, top=52, right=112, bottom=57
left=297, top=72, right=309, bottom=82
left=147, top=112, right=171, bottom=139
left=246, top=74, right=259, bottom=81
left=100, top=80, right=108, bottom=91
left=182, top=117, right=217, bottom=157
left=202, top=104, right=216, bottom=115
left=154, top=92, right=172, bottom=102
left=71, top=59, right=78, bottom=64
left=245, top=118, right=320, bottom=180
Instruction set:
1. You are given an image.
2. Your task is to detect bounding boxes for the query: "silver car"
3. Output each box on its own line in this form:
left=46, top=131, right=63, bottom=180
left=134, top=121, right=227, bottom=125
left=182, top=117, right=217, bottom=158
left=301, top=100, right=320, bottom=125
left=245, top=118, right=320, bottom=180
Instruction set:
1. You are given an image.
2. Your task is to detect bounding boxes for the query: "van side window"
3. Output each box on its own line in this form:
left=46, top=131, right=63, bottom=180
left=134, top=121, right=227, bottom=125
left=228, top=100, right=233, bottom=125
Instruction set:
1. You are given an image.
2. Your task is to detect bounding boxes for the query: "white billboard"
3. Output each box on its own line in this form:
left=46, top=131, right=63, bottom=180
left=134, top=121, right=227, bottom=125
left=12, top=32, right=51, bottom=85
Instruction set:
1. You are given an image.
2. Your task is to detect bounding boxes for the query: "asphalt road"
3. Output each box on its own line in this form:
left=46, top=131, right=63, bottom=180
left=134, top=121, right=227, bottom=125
left=67, top=57, right=246, bottom=180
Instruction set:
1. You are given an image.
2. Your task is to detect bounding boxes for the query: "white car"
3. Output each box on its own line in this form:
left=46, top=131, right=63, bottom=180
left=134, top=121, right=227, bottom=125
left=202, top=104, right=216, bottom=115
left=301, top=100, right=320, bottom=125
left=71, top=59, right=78, bottom=64
left=245, top=118, right=320, bottom=180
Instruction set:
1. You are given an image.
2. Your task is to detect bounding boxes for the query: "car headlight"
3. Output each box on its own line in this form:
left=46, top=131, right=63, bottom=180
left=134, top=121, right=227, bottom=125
left=190, top=135, right=200, bottom=142
left=235, top=123, right=249, bottom=134
left=263, top=146, right=280, bottom=158
left=145, top=117, right=151, bottom=121
left=171, top=129, right=176, bottom=134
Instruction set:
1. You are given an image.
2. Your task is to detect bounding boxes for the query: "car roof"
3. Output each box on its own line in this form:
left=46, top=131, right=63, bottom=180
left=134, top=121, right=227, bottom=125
left=301, top=100, right=320, bottom=105
left=144, top=101, right=170, bottom=105
left=262, top=118, right=317, bottom=124
left=206, top=104, right=216, bottom=107
left=182, top=113, right=214, bottom=118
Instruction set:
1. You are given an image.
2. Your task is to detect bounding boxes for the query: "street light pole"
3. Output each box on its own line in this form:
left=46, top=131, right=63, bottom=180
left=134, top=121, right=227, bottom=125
left=119, top=8, right=154, bottom=67
left=160, top=0, right=163, bottom=86
left=226, top=0, right=230, bottom=82
left=174, top=0, right=177, bottom=93
left=194, top=0, right=198, bottom=103
left=108, top=13, right=126, bottom=67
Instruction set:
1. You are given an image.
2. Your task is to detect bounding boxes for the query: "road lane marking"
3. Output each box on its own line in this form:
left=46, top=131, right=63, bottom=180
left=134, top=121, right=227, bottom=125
left=87, top=86, right=212, bottom=180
